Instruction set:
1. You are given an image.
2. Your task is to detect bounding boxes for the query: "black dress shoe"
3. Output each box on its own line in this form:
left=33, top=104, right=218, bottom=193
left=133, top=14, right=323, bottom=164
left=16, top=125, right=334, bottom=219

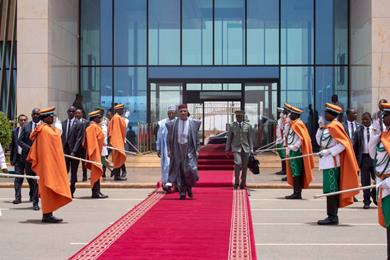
left=42, top=215, right=63, bottom=223
left=240, top=184, right=246, bottom=190
left=187, top=190, right=193, bottom=198
left=13, top=199, right=21, bottom=204
left=33, top=204, right=40, bottom=211
left=92, top=192, right=108, bottom=199
left=317, top=217, right=339, bottom=225
left=363, top=204, right=370, bottom=209
left=285, top=193, right=302, bottom=200
left=114, top=177, right=127, bottom=181
left=180, top=194, right=186, bottom=200
left=233, top=185, right=239, bottom=190
left=281, top=177, right=287, bottom=181
left=276, top=171, right=286, bottom=176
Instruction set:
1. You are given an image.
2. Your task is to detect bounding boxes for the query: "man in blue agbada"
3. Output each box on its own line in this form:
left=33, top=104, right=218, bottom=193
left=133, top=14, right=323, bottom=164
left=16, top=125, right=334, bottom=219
left=156, top=105, right=177, bottom=192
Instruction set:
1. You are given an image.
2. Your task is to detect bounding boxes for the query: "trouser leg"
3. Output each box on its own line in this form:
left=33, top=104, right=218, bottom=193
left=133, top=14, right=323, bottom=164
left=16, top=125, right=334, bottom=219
left=281, top=160, right=286, bottom=174
left=26, top=163, right=39, bottom=206
left=294, top=176, right=302, bottom=196
left=361, top=155, right=371, bottom=205
left=121, top=164, right=127, bottom=178
left=70, top=159, right=80, bottom=195
left=14, top=159, right=24, bottom=200
left=240, top=151, right=249, bottom=187
left=327, top=195, right=339, bottom=220
left=92, top=180, right=100, bottom=195
left=233, top=152, right=242, bottom=186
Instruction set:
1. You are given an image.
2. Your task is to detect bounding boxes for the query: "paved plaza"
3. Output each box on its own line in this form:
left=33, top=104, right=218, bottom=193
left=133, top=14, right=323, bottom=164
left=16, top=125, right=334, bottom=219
left=0, top=188, right=386, bottom=259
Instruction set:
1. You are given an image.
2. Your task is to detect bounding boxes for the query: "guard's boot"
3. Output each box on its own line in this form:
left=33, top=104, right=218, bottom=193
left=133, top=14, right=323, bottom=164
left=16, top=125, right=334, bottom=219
left=91, top=181, right=108, bottom=199
left=42, top=212, right=63, bottom=223
left=317, top=195, right=339, bottom=225
left=387, top=227, right=390, bottom=260
left=114, top=170, right=127, bottom=181
left=285, top=176, right=302, bottom=199
left=120, top=164, right=127, bottom=178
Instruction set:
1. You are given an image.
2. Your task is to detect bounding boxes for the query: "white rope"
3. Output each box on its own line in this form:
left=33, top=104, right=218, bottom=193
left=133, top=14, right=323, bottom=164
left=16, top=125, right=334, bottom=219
left=64, top=154, right=103, bottom=167
left=0, top=173, right=39, bottom=180
left=281, top=152, right=320, bottom=161
left=106, top=145, right=137, bottom=155
left=313, top=181, right=385, bottom=199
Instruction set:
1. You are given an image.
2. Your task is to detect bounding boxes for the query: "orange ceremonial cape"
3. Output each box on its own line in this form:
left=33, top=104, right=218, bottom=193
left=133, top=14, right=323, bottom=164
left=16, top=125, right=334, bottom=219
left=327, top=120, right=359, bottom=208
left=85, top=122, right=104, bottom=188
left=27, top=124, right=72, bottom=214
left=286, top=119, right=315, bottom=188
left=108, top=114, right=126, bottom=168
left=378, top=130, right=390, bottom=227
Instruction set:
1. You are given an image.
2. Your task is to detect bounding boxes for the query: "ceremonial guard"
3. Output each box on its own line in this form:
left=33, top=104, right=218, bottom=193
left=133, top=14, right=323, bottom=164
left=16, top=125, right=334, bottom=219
left=27, top=107, right=72, bottom=223
left=275, top=107, right=287, bottom=177
left=225, top=110, right=253, bottom=190
left=156, top=105, right=177, bottom=192
left=108, top=104, right=127, bottom=181
left=85, top=110, right=108, bottom=199
left=284, top=104, right=314, bottom=199
left=316, top=103, right=359, bottom=225
left=369, top=102, right=390, bottom=259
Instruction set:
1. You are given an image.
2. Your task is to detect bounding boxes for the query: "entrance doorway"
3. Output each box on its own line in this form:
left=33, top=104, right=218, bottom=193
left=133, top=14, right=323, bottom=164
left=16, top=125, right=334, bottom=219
left=148, top=81, right=278, bottom=147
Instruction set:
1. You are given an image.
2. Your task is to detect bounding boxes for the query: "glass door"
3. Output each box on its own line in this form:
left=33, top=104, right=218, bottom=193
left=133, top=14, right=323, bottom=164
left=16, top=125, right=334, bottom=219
left=150, top=83, right=182, bottom=122
left=244, top=83, right=278, bottom=148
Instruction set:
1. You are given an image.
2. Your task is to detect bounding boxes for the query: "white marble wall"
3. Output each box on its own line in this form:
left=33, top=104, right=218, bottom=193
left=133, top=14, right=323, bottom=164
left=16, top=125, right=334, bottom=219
left=350, top=0, right=372, bottom=114
left=350, top=0, right=390, bottom=115
left=17, top=0, right=78, bottom=119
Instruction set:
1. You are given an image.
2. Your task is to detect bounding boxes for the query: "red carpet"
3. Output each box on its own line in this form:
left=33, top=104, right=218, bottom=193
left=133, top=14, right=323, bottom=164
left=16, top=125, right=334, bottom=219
left=70, top=145, right=257, bottom=260
left=198, top=144, right=234, bottom=171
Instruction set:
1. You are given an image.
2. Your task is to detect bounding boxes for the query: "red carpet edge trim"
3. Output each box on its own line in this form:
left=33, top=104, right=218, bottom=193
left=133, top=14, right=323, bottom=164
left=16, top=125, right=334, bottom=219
left=69, top=191, right=165, bottom=260
left=228, top=190, right=253, bottom=260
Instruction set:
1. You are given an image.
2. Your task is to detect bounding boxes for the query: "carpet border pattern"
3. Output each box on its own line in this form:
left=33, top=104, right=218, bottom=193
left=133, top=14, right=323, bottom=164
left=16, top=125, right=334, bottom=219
left=229, top=190, right=253, bottom=259
left=69, top=191, right=164, bottom=260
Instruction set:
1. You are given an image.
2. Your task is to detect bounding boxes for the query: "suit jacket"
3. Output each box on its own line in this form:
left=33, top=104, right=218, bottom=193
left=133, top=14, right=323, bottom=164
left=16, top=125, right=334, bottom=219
left=225, top=121, right=253, bottom=153
left=61, top=118, right=83, bottom=155
left=353, top=124, right=374, bottom=167
left=342, top=121, right=360, bottom=144
left=18, top=121, right=37, bottom=161
left=10, top=127, right=22, bottom=165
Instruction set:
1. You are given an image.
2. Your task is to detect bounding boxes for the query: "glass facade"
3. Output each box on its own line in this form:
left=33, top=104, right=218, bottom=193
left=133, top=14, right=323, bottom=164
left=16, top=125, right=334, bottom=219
left=80, top=0, right=349, bottom=129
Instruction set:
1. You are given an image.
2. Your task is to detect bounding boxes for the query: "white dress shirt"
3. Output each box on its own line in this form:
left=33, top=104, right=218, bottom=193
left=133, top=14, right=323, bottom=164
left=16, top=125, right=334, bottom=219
left=276, top=118, right=286, bottom=145
left=362, top=126, right=372, bottom=154
left=347, top=120, right=357, bottom=139
left=316, top=128, right=345, bottom=170
left=0, top=143, right=7, bottom=169
left=178, top=119, right=189, bottom=144
left=17, top=127, right=22, bottom=155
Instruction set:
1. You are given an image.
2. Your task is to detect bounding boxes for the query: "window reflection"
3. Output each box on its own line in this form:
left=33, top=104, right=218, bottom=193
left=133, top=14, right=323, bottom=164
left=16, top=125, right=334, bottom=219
left=81, top=67, right=113, bottom=113
left=215, top=0, right=245, bottom=65
left=115, top=0, right=146, bottom=65
left=114, top=67, right=147, bottom=123
left=247, top=0, right=279, bottom=65
left=183, top=0, right=213, bottom=65
left=149, top=0, right=180, bottom=65
left=281, top=0, right=314, bottom=65
left=81, top=0, right=112, bottom=65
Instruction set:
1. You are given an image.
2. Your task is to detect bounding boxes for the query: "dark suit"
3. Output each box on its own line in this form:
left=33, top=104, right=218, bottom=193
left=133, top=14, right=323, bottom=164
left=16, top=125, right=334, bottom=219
left=17, top=122, right=39, bottom=205
left=342, top=121, right=360, bottom=144
left=78, top=118, right=89, bottom=180
left=353, top=125, right=376, bottom=206
left=61, top=118, right=83, bottom=195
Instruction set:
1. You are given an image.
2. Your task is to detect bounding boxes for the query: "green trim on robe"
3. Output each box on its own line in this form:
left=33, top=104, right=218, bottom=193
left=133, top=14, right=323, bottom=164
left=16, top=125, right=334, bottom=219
left=382, top=196, right=390, bottom=228
left=277, top=143, right=286, bottom=159
left=289, top=149, right=302, bottom=177
left=322, top=167, right=340, bottom=193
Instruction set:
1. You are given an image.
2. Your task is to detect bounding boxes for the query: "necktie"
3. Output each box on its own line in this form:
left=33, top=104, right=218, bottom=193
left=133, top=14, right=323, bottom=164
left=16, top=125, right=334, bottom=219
left=32, top=122, right=35, bottom=131
left=366, top=127, right=370, bottom=143
left=67, top=120, right=71, bottom=138
left=239, top=122, right=242, bottom=128
left=350, top=122, right=355, bottom=137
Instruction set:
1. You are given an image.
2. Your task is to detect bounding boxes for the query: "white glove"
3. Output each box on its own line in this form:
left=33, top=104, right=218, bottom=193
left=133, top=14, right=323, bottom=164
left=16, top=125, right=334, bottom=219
left=318, top=116, right=325, bottom=128
left=319, top=149, right=330, bottom=157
